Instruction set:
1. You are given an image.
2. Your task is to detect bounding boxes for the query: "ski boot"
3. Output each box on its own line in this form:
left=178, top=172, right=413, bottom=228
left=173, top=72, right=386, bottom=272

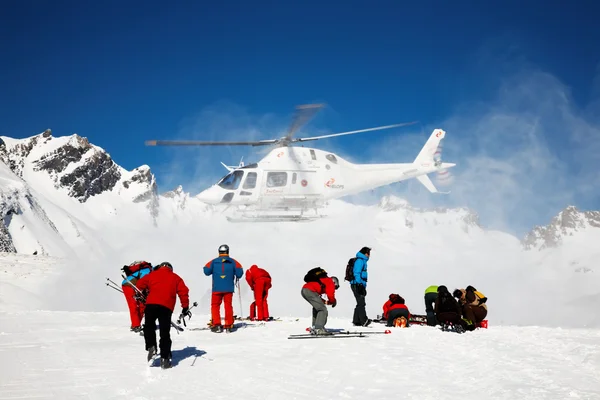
left=160, top=358, right=172, bottom=369
left=393, top=316, right=407, bottom=328
left=311, top=328, right=333, bottom=336
left=131, top=326, right=143, bottom=333
left=211, top=325, right=224, bottom=333
left=146, top=346, right=157, bottom=362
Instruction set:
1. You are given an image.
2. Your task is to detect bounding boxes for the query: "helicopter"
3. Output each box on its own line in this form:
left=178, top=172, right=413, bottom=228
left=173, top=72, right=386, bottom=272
left=146, top=104, right=456, bottom=222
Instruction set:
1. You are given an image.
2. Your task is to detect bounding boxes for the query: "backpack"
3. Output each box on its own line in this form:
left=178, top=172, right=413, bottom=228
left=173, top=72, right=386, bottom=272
left=304, top=267, right=327, bottom=283
left=123, top=261, right=152, bottom=277
left=473, top=290, right=487, bottom=304
left=344, top=258, right=357, bottom=282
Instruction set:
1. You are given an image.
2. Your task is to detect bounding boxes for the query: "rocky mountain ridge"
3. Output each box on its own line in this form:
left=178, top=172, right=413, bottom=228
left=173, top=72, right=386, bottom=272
left=522, top=205, right=600, bottom=250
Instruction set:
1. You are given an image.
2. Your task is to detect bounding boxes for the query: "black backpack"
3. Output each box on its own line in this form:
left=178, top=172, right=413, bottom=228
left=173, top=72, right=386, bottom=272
left=304, top=267, right=327, bottom=283
left=344, top=258, right=357, bottom=282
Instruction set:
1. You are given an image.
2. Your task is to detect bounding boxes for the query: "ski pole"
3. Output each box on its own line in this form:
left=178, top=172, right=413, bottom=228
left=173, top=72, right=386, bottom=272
left=235, top=279, right=243, bottom=319
left=105, top=282, right=123, bottom=293
left=177, top=301, right=198, bottom=326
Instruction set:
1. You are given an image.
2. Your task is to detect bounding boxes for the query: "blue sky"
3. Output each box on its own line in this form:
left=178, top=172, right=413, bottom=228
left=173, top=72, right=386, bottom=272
left=2, top=0, right=599, bottom=235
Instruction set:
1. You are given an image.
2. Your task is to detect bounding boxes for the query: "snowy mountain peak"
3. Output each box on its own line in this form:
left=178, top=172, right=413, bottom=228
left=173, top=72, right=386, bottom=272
left=0, top=130, right=158, bottom=206
left=378, top=195, right=411, bottom=210
left=522, top=205, right=600, bottom=250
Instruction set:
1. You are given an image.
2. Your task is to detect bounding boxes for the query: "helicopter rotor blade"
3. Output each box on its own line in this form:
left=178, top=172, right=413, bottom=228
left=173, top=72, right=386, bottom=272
left=294, top=121, right=418, bottom=142
left=284, top=103, right=325, bottom=141
left=145, top=140, right=277, bottom=147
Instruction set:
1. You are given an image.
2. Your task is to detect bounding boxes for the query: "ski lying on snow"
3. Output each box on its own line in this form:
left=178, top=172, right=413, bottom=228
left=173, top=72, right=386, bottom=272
left=288, top=334, right=367, bottom=339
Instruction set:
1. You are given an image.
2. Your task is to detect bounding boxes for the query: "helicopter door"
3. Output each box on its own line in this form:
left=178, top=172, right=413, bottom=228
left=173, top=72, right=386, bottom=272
left=262, top=171, right=290, bottom=197
left=240, top=171, right=258, bottom=196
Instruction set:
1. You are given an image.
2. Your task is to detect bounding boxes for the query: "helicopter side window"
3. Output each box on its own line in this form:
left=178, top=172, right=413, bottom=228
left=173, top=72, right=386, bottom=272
left=266, top=172, right=287, bottom=187
left=218, top=170, right=244, bottom=190
left=243, top=172, right=257, bottom=189
left=310, top=149, right=317, bottom=160
left=326, top=154, right=337, bottom=164
left=292, top=173, right=297, bottom=184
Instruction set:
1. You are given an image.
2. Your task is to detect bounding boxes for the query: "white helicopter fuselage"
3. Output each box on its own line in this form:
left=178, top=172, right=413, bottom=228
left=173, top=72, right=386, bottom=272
left=196, top=129, right=456, bottom=210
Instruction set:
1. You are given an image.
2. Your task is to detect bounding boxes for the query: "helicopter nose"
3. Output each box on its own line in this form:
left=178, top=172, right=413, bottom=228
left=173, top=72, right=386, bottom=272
left=196, top=186, right=222, bottom=204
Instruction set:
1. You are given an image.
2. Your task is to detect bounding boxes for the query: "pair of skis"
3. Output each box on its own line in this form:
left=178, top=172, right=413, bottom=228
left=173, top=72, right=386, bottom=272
left=287, top=328, right=392, bottom=339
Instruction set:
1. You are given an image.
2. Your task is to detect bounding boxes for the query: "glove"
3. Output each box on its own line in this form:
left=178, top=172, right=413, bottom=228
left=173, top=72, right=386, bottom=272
left=181, top=307, right=192, bottom=317
left=330, top=299, right=337, bottom=308
left=122, top=265, right=131, bottom=275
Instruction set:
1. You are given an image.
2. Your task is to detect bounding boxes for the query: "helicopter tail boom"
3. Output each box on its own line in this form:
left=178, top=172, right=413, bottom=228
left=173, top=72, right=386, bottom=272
left=414, top=129, right=446, bottom=166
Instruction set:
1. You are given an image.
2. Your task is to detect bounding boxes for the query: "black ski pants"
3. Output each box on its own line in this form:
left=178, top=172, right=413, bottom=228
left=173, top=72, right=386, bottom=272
left=387, top=308, right=410, bottom=327
left=424, top=292, right=438, bottom=326
left=144, top=304, right=173, bottom=359
left=351, top=284, right=368, bottom=325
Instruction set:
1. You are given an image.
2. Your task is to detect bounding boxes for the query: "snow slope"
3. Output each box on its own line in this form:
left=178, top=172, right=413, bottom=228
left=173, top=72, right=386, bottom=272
left=1, top=130, right=599, bottom=327
left=0, top=311, right=599, bottom=400
left=1, top=129, right=600, bottom=398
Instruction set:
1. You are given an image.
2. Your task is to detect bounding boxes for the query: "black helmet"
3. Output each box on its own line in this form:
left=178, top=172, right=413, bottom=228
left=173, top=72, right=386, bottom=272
left=453, top=289, right=462, bottom=298
left=156, top=261, right=173, bottom=271
left=331, top=276, right=339, bottom=289
left=218, top=244, right=229, bottom=254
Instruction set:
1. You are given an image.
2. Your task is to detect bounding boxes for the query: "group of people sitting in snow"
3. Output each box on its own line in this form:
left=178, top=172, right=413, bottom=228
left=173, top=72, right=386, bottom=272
left=299, top=245, right=488, bottom=335
left=116, top=244, right=489, bottom=368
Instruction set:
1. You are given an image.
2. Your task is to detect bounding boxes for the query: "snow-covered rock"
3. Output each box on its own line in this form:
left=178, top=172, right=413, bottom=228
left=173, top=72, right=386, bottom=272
left=0, top=130, right=159, bottom=224
left=522, top=205, right=600, bottom=250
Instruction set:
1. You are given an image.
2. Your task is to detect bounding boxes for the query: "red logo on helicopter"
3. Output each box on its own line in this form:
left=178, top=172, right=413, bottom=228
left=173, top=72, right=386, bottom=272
left=325, top=178, right=344, bottom=189
left=435, top=131, right=443, bottom=138
left=277, top=151, right=284, bottom=158
left=301, top=179, right=308, bottom=187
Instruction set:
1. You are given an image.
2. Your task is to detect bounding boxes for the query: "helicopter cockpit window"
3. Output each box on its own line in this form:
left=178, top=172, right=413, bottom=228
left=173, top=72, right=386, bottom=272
left=326, top=154, right=337, bottom=164
left=266, top=172, right=287, bottom=187
left=242, top=172, right=257, bottom=189
left=218, top=170, right=244, bottom=190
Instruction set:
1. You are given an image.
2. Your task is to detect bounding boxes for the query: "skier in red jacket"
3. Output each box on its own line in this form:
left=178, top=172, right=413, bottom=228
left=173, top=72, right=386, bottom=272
left=382, top=293, right=410, bottom=327
left=136, top=262, right=190, bottom=369
left=301, top=267, right=339, bottom=335
left=121, top=260, right=152, bottom=332
left=245, top=264, right=272, bottom=321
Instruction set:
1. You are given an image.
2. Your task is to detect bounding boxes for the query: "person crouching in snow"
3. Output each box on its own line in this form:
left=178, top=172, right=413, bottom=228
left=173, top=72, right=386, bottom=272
left=435, top=285, right=466, bottom=330
left=382, top=293, right=410, bottom=327
left=245, top=264, right=272, bottom=321
left=453, top=286, right=487, bottom=330
left=121, top=261, right=153, bottom=332
left=135, top=262, right=190, bottom=369
left=301, top=267, right=339, bottom=335
left=203, top=244, right=244, bottom=333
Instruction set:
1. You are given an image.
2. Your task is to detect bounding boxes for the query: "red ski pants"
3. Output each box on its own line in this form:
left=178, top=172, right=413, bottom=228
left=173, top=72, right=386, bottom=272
left=249, top=278, right=271, bottom=320
left=211, top=292, right=234, bottom=328
left=122, top=284, right=145, bottom=327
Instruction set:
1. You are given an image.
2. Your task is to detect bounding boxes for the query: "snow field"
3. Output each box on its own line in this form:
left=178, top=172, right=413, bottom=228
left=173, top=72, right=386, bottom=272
left=1, top=311, right=599, bottom=400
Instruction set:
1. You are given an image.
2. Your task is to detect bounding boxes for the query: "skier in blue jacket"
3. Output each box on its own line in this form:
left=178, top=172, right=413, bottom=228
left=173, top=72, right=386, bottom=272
left=203, top=244, right=244, bottom=332
left=350, top=247, right=372, bottom=326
